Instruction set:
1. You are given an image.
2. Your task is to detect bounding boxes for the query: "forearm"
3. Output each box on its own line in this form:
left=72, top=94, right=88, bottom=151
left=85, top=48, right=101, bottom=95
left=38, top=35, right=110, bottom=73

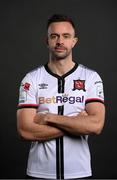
left=33, top=123, right=65, bottom=141
left=46, top=114, right=98, bottom=135
left=34, top=112, right=92, bottom=136
left=43, top=103, right=105, bottom=136
left=19, top=123, right=64, bottom=141
left=17, top=109, right=65, bottom=141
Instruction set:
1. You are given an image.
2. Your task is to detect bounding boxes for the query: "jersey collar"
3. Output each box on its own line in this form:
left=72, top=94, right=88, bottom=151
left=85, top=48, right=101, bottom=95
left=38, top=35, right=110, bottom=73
left=44, top=61, right=78, bottom=79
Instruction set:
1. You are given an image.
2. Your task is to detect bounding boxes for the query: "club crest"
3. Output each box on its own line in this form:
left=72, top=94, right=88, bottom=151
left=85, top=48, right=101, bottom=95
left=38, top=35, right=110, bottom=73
left=73, top=79, right=86, bottom=91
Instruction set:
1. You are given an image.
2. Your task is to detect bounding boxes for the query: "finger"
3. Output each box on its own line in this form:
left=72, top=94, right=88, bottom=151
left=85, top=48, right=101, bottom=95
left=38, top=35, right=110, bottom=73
left=79, top=110, right=88, bottom=116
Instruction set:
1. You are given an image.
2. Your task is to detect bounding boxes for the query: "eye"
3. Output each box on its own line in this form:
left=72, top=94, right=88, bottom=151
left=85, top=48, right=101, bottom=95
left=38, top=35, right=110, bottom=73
left=63, top=34, right=71, bottom=39
left=50, top=34, right=58, bottom=39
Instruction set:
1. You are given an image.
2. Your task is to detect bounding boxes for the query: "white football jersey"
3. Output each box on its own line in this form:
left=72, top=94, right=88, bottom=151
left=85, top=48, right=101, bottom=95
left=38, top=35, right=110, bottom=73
left=18, top=63, right=104, bottom=179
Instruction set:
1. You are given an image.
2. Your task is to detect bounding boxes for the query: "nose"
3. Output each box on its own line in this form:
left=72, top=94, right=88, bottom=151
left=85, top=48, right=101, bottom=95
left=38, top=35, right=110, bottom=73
left=56, top=36, right=63, bottom=45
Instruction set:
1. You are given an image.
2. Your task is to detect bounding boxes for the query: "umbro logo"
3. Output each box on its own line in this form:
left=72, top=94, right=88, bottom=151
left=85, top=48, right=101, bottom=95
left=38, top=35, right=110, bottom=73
left=38, top=83, right=48, bottom=89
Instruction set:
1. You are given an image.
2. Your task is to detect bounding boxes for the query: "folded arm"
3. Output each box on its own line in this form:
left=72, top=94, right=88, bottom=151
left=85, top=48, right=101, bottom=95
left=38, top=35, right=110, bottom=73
left=17, top=108, right=65, bottom=141
left=34, top=102, right=105, bottom=136
left=17, top=102, right=105, bottom=141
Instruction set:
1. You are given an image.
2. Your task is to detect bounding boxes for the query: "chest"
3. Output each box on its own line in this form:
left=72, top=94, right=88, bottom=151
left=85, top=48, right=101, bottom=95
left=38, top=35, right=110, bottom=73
left=36, top=74, right=87, bottom=114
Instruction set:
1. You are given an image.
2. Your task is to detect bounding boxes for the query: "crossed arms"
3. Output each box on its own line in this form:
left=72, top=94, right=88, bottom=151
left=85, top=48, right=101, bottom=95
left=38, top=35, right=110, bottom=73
left=17, top=102, right=105, bottom=141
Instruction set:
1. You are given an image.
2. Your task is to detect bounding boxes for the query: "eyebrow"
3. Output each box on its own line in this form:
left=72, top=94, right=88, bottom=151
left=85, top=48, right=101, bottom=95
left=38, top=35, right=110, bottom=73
left=49, top=33, right=59, bottom=36
left=49, top=33, right=72, bottom=37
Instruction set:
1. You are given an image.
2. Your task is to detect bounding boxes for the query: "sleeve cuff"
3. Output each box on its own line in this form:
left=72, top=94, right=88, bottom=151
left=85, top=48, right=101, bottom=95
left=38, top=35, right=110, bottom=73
left=17, top=104, right=38, bottom=109
left=85, top=98, right=104, bottom=105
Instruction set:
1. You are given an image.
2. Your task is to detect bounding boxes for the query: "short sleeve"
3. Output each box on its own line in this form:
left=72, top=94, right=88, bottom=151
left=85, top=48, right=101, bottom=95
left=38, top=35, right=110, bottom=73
left=17, top=73, right=38, bottom=109
left=85, top=71, right=104, bottom=105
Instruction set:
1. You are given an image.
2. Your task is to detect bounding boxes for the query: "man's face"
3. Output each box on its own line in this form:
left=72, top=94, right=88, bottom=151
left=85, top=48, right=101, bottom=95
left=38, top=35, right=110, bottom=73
left=47, top=22, right=78, bottom=60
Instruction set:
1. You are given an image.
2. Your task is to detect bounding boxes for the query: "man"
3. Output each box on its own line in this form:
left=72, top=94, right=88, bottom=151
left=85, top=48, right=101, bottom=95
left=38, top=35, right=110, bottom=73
left=17, top=14, right=105, bottom=179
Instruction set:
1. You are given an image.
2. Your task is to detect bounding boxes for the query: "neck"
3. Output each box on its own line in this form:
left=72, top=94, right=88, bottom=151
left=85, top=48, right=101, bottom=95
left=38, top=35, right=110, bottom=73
left=48, top=59, right=75, bottom=76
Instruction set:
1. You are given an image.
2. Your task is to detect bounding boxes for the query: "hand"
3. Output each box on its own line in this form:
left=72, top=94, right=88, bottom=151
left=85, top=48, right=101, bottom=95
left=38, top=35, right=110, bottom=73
left=78, top=110, right=88, bottom=117
left=34, top=113, right=48, bottom=125
left=34, top=112, right=57, bottom=125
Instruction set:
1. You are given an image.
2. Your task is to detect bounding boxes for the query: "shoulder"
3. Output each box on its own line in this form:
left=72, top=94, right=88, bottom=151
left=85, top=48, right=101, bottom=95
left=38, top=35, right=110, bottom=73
left=79, top=64, right=100, bottom=77
left=79, top=64, right=95, bottom=73
left=20, top=65, right=45, bottom=84
left=24, top=65, right=45, bottom=79
left=78, top=64, right=103, bottom=83
left=28, top=65, right=44, bottom=77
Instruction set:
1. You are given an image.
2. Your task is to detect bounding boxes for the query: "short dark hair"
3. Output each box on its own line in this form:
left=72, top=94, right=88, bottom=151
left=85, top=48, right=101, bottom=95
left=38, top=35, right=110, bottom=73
left=47, top=14, right=76, bottom=31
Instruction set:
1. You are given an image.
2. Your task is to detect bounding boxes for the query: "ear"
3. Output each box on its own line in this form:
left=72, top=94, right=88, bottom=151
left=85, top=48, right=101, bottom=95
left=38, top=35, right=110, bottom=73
left=43, top=37, right=49, bottom=46
left=46, top=37, right=49, bottom=45
left=72, top=37, right=78, bottom=48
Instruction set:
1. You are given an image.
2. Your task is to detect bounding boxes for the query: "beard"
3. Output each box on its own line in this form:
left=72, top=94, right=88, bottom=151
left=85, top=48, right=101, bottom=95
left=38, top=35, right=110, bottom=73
left=50, top=46, right=72, bottom=60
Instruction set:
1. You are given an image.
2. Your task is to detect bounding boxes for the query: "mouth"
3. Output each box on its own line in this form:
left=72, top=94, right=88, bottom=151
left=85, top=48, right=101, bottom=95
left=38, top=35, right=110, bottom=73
left=55, top=47, right=66, bottom=52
